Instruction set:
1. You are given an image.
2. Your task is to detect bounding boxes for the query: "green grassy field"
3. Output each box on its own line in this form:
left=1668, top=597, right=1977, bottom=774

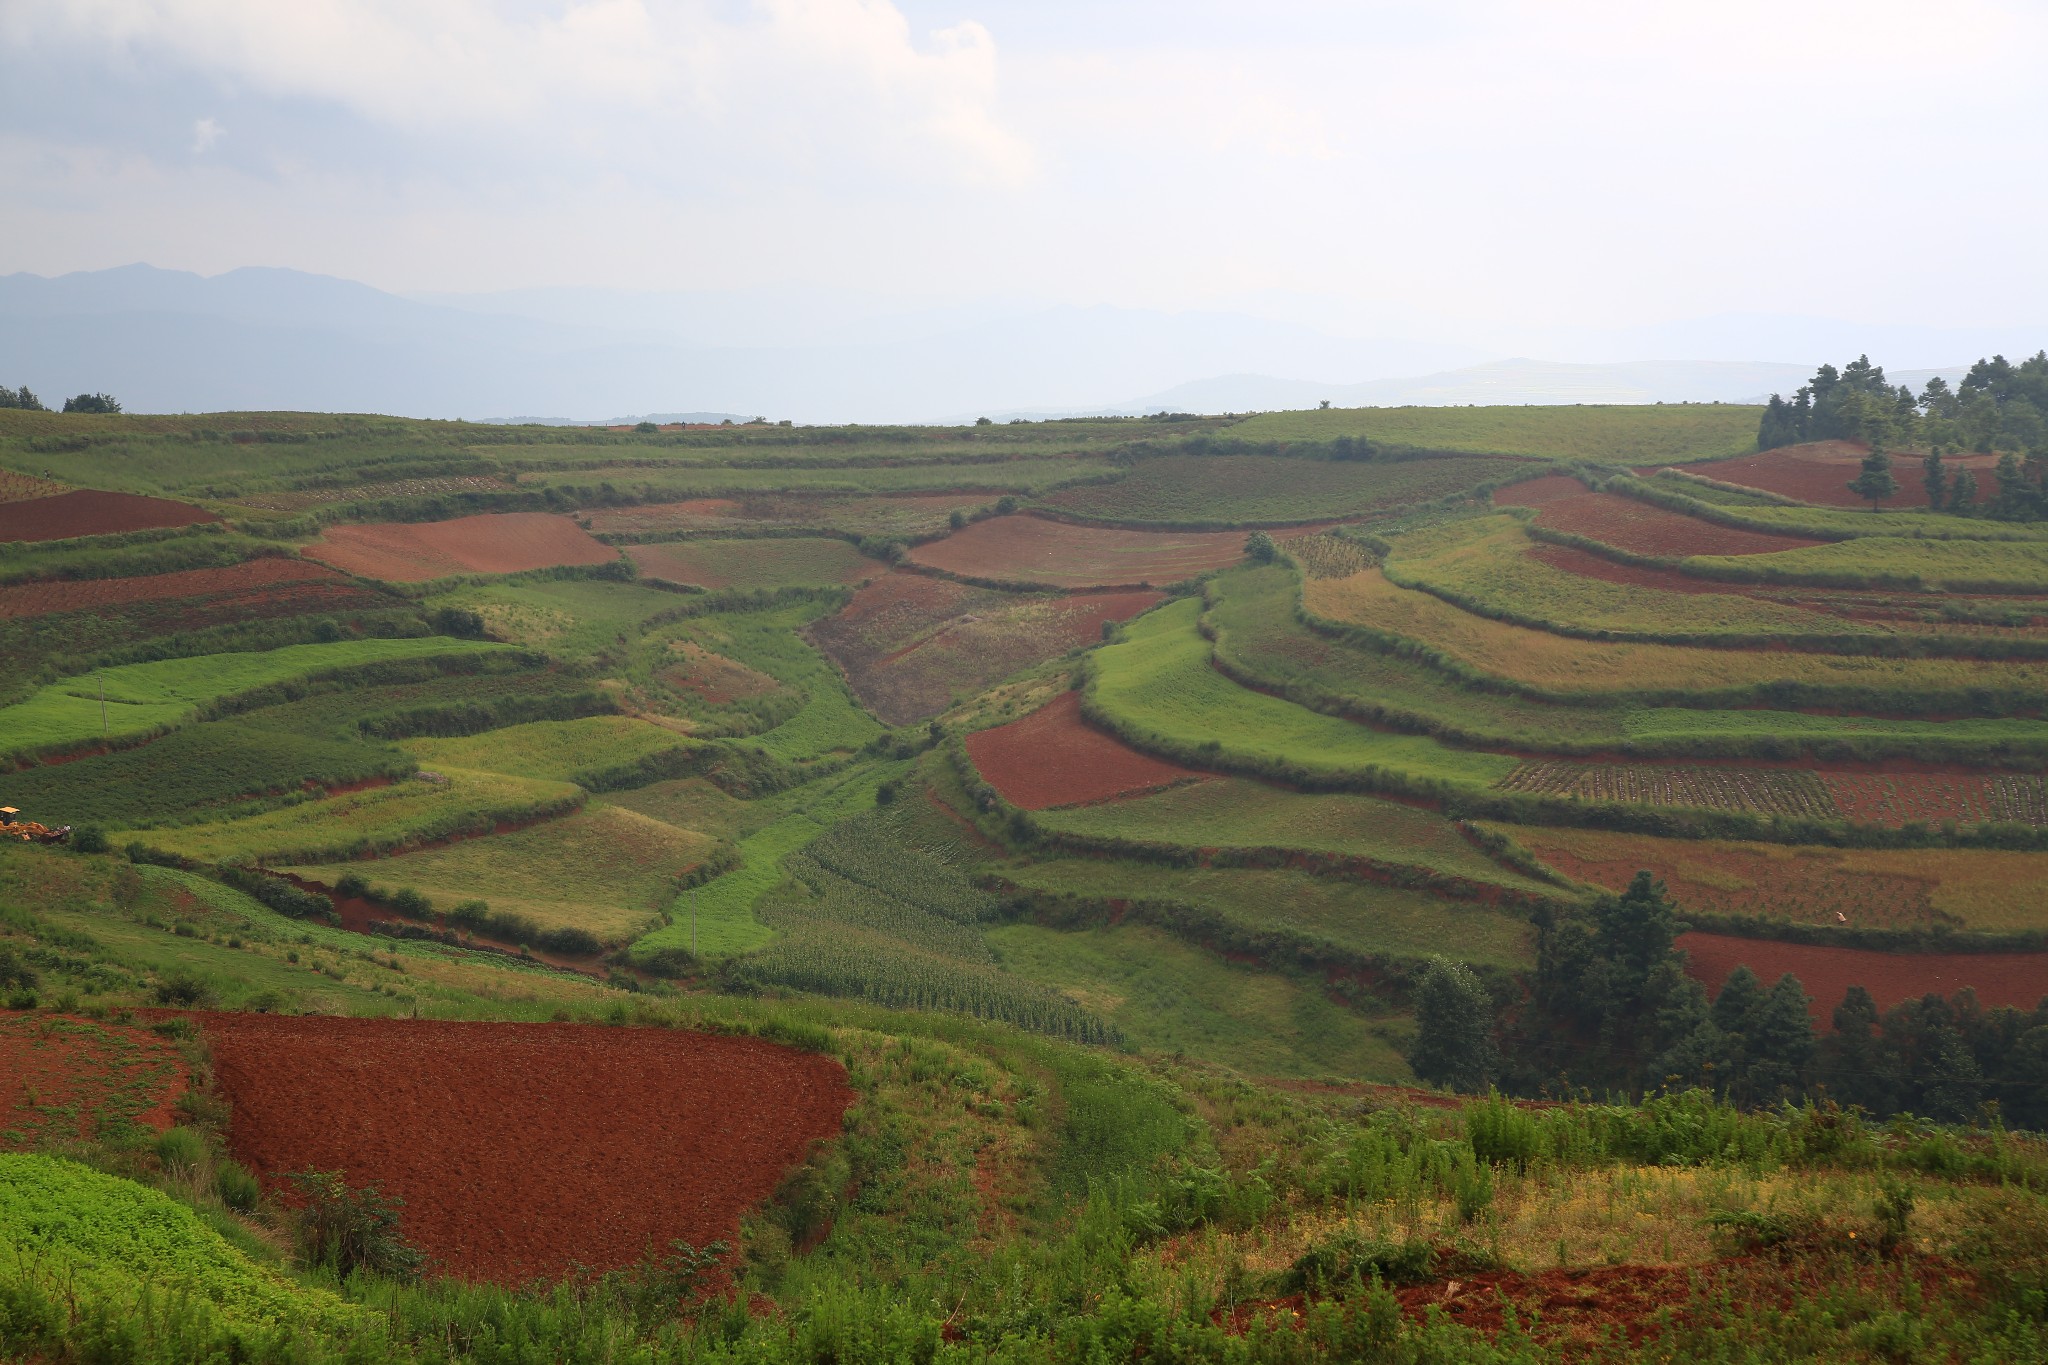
left=0, top=637, right=509, bottom=759
left=1697, top=534, right=2048, bottom=591
left=400, top=715, right=690, bottom=785
left=988, top=921, right=1412, bottom=1079
left=517, top=457, right=1116, bottom=499
left=1230, top=404, right=1764, bottom=463
left=1001, top=856, right=1537, bottom=969
left=295, top=802, right=717, bottom=943
left=1086, top=596, right=1517, bottom=789
left=1037, top=454, right=1524, bottom=526
left=120, top=766, right=583, bottom=866
left=1032, top=778, right=1555, bottom=896
left=662, top=602, right=884, bottom=759
left=419, top=578, right=685, bottom=663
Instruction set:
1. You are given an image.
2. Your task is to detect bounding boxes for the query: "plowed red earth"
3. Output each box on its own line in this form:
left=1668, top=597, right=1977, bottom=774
left=1492, top=474, right=1593, bottom=508
left=0, top=490, right=221, bottom=542
left=1529, top=492, right=1824, bottom=558
left=967, top=691, right=1207, bottom=809
left=907, top=514, right=1246, bottom=588
left=1679, top=932, right=2048, bottom=1021
left=1678, top=442, right=2000, bottom=509
left=304, top=513, right=619, bottom=582
left=199, top=1014, right=853, bottom=1283
left=0, top=556, right=356, bottom=620
left=0, top=1013, right=185, bottom=1146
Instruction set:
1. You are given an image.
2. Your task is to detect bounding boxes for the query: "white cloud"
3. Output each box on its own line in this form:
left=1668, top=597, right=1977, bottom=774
left=190, top=117, right=223, bottom=153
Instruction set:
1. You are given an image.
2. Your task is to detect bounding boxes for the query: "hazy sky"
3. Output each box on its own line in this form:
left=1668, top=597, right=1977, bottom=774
left=4, top=0, right=2045, bottom=336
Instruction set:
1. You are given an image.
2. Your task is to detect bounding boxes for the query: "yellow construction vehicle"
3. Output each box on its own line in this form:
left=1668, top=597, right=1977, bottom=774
left=0, top=807, right=70, bottom=844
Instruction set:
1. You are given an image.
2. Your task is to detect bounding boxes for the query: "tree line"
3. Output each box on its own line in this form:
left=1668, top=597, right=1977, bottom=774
left=0, top=385, right=122, bottom=413
left=1413, top=872, right=2048, bottom=1129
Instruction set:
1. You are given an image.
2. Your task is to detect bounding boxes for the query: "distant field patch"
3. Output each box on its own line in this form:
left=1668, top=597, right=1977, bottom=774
left=967, top=690, right=1206, bottom=809
left=0, top=1015, right=185, bottom=1147
left=421, top=578, right=682, bottom=663
left=1032, top=777, right=1554, bottom=896
left=1697, top=536, right=2048, bottom=594
left=1531, top=490, right=1823, bottom=557
left=809, top=572, right=1160, bottom=724
left=1819, top=769, right=2048, bottom=828
left=402, top=715, right=688, bottom=785
left=587, top=492, right=992, bottom=540
left=519, top=457, right=1113, bottom=499
left=0, top=556, right=360, bottom=620
left=0, top=490, right=221, bottom=543
left=1038, top=455, right=1523, bottom=527
left=1504, top=824, right=2048, bottom=935
left=1678, top=933, right=2048, bottom=1020
left=123, top=765, right=582, bottom=867
left=0, top=471, right=66, bottom=503
left=1492, top=474, right=1592, bottom=507
left=1498, top=761, right=1837, bottom=819
left=1681, top=442, right=1999, bottom=509
left=627, top=536, right=878, bottom=590
left=0, top=637, right=509, bottom=761
left=305, top=512, right=618, bottom=581
left=1229, top=404, right=1762, bottom=463
left=908, top=514, right=1245, bottom=588
left=660, top=641, right=786, bottom=706
left=295, top=802, right=715, bottom=944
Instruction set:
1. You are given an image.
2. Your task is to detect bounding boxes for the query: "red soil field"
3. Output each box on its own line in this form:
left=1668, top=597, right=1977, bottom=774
left=0, top=556, right=356, bottom=620
left=1820, top=770, right=2048, bottom=828
left=0, top=1013, right=186, bottom=1146
left=304, top=512, right=618, bottom=582
left=0, top=489, right=221, bottom=543
left=1530, top=492, right=1824, bottom=558
left=1676, top=442, right=2001, bottom=509
left=1679, top=932, right=2048, bottom=1022
left=1491, top=474, right=1591, bottom=508
left=967, top=691, right=1207, bottom=809
left=907, top=514, right=1246, bottom=588
left=199, top=1014, right=854, bottom=1283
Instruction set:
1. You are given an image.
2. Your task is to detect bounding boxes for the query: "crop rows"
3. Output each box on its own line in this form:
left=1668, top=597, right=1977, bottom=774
left=1496, top=761, right=1837, bottom=818
left=1038, top=454, right=1524, bottom=527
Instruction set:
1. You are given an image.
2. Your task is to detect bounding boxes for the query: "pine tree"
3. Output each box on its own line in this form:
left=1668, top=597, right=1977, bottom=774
left=1821, top=985, right=1896, bottom=1114
left=1711, top=965, right=1765, bottom=1037
left=1922, top=450, right=1947, bottom=510
left=1411, top=956, right=1497, bottom=1093
left=1738, top=974, right=1816, bottom=1102
left=1848, top=447, right=1899, bottom=510
left=1950, top=468, right=1980, bottom=513
left=1647, top=965, right=1726, bottom=1093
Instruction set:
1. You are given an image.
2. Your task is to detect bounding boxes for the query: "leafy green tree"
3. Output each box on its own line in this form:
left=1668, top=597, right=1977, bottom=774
left=60, top=392, right=121, bottom=414
left=2004, top=1026, right=2048, bottom=1131
left=1410, top=956, right=1496, bottom=1093
left=1737, top=974, right=1816, bottom=1102
left=1593, top=871, right=1679, bottom=1008
left=0, top=384, right=47, bottom=411
left=1922, top=450, right=1947, bottom=510
left=1848, top=447, right=1899, bottom=510
left=1991, top=452, right=2036, bottom=521
left=1950, top=467, right=1980, bottom=513
left=1820, top=985, right=1897, bottom=1114
left=1244, top=531, right=1279, bottom=564
left=1647, top=964, right=1726, bottom=1092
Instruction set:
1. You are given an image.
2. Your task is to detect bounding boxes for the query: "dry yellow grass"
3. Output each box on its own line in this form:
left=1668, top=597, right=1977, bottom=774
left=1304, top=568, right=2048, bottom=697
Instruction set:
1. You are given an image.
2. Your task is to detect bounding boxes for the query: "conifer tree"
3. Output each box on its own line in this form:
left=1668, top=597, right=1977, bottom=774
left=1411, top=956, right=1496, bottom=1093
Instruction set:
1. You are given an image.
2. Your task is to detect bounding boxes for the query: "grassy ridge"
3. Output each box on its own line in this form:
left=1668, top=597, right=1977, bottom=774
left=1037, top=454, right=1524, bottom=526
left=1229, top=404, right=1763, bottom=463
left=517, top=457, right=1116, bottom=499
left=400, top=716, right=691, bottom=785
left=0, top=637, right=510, bottom=761
left=1085, top=597, right=1516, bottom=789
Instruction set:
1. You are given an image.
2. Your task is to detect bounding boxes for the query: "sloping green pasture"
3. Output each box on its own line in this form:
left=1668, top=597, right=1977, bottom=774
left=1037, top=455, right=1525, bottom=526
left=401, top=715, right=689, bottom=785
left=1230, top=403, right=1762, bottom=463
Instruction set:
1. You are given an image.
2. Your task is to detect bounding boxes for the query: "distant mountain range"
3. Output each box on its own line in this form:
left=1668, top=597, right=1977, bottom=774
left=0, top=264, right=2018, bottom=423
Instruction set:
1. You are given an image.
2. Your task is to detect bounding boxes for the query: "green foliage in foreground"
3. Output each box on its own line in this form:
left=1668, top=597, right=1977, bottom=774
left=0, top=637, right=510, bottom=761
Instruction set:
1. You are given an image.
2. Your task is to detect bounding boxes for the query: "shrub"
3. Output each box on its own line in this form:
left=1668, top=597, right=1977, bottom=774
left=536, top=926, right=601, bottom=956
left=152, top=969, right=218, bottom=1008
left=216, top=1159, right=262, bottom=1212
left=385, top=887, right=432, bottom=920
left=335, top=872, right=370, bottom=899
left=153, top=1126, right=208, bottom=1176
left=447, top=900, right=489, bottom=932
left=71, top=826, right=108, bottom=854
left=285, top=1169, right=425, bottom=1280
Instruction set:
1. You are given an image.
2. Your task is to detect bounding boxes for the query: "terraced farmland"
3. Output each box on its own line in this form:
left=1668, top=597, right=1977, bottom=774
left=1231, top=403, right=1763, bottom=463
left=626, top=536, right=880, bottom=590
left=304, top=512, right=619, bottom=581
left=907, top=514, right=1246, bottom=588
left=1037, top=454, right=1525, bottom=526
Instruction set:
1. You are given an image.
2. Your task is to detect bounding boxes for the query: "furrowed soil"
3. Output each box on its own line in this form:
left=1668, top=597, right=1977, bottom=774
left=198, top=1014, right=854, bottom=1283
left=0, top=490, right=222, bottom=542
left=907, top=514, right=1247, bottom=588
left=809, top=572, right=1162, bottom=724
left=0, top=1013, right=186, bottom=1146
left=1679, top=933, right=2048, bottom=1019
left=966, top=690, right=1208, bottom=809
left=304, top=513, right=618, bottom=582
left=1529, top=490, right=1824, bottom=557
left=1680, top=442, right=2001, bottom=509
left=0, top=556, right=360, bottom=619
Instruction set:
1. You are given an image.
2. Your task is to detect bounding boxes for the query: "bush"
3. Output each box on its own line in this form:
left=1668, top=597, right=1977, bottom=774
left=61, top=392, right=121, bottom=414
left=535, top=926, right=601, bottom=956
left=385, top=887, right=432, bottom=920
left=153, top=1126, right=208, bottom=1176
left=335, top=872, right=370, bottom=899
left=285, top=1169, right=424, bottom=1280
left=447, top=900, right=489, bottom=932
left=215, top=1159, right=262, bottom=1212
left=151, top=969, right=218, bottom=1008
left=71, top=826, right=108, bottom=854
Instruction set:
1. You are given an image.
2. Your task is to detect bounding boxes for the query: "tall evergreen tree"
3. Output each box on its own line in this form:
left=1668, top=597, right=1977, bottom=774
left=1410, top=956, right=1497, bottom=1093
left=1922, top=450, right=1947, bottom=510
left=1711, top=965, right=1766, bottom=1037
left=1821, top=986, right=1897, bottom=1113
left=1950, top=467, right=1980, bottom=513
left=1738, top=974, right=1817, bottom=1103
left=1849, top=447, right=1899, bottom=510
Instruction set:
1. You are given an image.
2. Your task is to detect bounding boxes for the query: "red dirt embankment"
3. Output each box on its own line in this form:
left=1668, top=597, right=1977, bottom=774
left=966, top=690, right=1207, bottom=809
left=908, top=514, right=1247, bottom=588
left=1526, top=491, right=1823, bottom=558
left=0, top=490, right=221, bottom=543
left=1675, top=443, right=2001, bottom=509
left=304, top=512, right=618, bottom=582
left=0, top=556, right=355, bottom=619
left=199, top=1014, right=854, bottom=1283
left=1679, top=932, right=2048, bottom=1022
left=0, top=1013, right=186, bottom=1145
